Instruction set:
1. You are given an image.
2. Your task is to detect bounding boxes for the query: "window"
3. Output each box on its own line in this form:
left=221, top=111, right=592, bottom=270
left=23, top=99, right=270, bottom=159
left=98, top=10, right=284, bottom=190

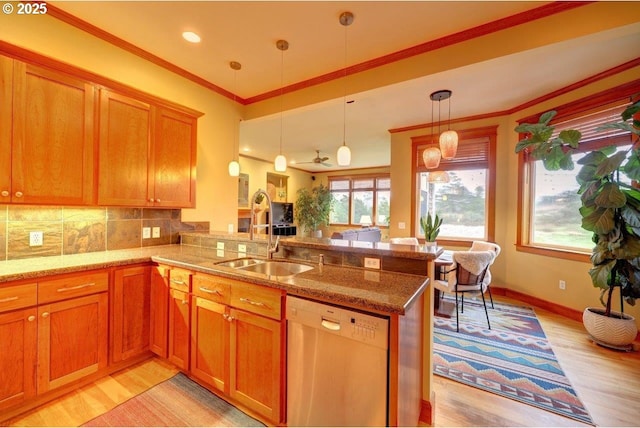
left=518, top=98, right=634, bottom=255
left=412, top=126, right=496, bottom=243
left=329, top=175, right=390, bottom=226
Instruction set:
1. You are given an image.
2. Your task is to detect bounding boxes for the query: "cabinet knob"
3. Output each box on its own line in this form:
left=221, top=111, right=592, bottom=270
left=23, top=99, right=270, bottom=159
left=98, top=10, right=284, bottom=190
left=28, top=315, right=36, bottom=322
left=1, top=190, right=8, bottom=197
left=155, top=199, right=161, bottom=203
left=181, top=299, right=188, bottom=305
left=41, top=312, right=50, bottom=318
left=149, top=198, right=155, bottom=202
left=223, top=313, right=234, bottom=322
left=15, top=191, right=23, bottom=198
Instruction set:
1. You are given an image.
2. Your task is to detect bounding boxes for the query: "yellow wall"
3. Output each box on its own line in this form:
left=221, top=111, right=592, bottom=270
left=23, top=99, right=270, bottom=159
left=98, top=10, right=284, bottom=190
left=389, top=66, right=640, bottom=329
left=238, top=155, right=313, bottom=205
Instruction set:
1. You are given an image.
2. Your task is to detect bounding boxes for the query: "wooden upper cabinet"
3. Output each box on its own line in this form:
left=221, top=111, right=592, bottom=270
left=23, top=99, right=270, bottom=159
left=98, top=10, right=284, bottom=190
left=0, top=56, right=12, bottom=202
left=152, top=108, right=197, bottom=207
left=98, top=89, right=197, bottom=208
left=3, top=59, right=95, bottom=205
left=98, top=89, right=152, bottom=206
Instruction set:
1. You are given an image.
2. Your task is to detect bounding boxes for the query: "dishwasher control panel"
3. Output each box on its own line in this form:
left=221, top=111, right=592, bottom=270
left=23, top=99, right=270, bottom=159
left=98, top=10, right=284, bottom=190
left=287, top=296, right=389, bottom=349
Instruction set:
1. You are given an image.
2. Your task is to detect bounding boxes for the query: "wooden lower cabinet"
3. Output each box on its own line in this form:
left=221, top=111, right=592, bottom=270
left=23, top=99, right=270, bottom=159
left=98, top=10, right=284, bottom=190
left=229, top=307, right=284, bottom=423
left=168, top=288, right=190, bottom=371
left=111, top=265, right=151, bottom=363
left=37, top=292, right=108, bottom=393
left=149, top=265, right=170, bottom=358
left=0, top=308, right=37, bottom=412
left=190, top=297, right=228, bottom=393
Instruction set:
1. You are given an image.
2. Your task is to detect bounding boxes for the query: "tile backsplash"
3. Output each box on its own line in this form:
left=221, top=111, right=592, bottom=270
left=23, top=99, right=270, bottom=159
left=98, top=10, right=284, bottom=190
left=0, top=205, right=209, bottom=261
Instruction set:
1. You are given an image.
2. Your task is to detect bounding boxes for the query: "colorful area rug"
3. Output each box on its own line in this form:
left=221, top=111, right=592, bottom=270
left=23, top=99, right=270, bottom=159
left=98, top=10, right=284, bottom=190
left=434, top=297, right=594, bottom=425
left=83, top=373, right=264, bottom=427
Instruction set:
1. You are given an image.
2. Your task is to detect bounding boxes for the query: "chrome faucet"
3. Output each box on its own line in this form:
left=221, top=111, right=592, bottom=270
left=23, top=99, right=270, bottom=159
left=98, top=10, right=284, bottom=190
left=249, top=189, right=279, bottom=259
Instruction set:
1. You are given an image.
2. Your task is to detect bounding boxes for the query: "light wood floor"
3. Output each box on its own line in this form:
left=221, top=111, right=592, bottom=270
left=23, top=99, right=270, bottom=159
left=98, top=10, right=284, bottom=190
left=5, top=296, right=640, bottom=427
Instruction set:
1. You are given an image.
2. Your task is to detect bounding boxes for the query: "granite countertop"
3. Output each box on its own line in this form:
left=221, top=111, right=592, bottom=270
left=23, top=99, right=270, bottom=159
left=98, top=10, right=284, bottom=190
left=0, top=244, right=428, bottom=315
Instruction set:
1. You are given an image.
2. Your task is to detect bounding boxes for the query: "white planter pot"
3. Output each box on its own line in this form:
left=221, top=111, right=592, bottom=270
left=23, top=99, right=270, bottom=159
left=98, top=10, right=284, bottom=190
left=313, top=230, right=323, bottom=238
left=424, top=241, right=437, bottom=249
left=582, top=307, right=637, bottom=350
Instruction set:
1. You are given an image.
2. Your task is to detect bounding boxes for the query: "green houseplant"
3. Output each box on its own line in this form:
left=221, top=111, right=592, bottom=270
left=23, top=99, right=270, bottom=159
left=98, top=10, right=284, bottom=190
left=420, top=212, right=443, bottom=244
left=515, top=100, right=640, bottom=349
left=295, top=184, right=332, bottom=237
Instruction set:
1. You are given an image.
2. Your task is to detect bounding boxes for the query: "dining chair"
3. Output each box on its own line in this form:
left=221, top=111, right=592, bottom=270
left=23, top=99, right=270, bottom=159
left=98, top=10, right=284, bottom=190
left=469, top=241, right=501, bottom=308
left=433, top=250, right=495, bottom=332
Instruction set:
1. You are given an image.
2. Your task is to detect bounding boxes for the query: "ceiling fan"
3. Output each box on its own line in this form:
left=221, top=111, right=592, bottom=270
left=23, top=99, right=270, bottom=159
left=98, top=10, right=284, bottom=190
left=297, top=150, right=332, bottom=167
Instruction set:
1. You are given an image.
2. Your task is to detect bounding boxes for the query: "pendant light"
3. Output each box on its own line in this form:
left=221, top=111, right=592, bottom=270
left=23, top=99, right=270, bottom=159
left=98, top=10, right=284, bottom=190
left=228, top=61, right=241, bottom=177
left=428, top=171, right=450, bottom=183
left=423, top=92, right=441, bottom=169
left=336, top=11, right=354, bottom=167
left=274, top=39, right=289, bottom=172
left=431, top=89, right=458, bottom=160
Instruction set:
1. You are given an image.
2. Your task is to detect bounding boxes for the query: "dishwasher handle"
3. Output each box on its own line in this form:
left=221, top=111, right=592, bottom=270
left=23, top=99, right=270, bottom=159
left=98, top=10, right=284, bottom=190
left=321, top=318, right=341, bottom=331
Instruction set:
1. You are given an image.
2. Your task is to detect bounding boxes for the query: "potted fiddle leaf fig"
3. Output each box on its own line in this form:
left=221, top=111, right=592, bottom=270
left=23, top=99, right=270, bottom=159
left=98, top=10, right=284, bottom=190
left=420, top=212, right=443, bottom=247
left=515, top=100, right=640, bottom=350
left=295, top=184, right=332, bottom=238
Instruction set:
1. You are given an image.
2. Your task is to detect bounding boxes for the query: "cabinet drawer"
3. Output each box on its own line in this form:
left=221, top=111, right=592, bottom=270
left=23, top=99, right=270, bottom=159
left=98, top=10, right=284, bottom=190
left=38, top=271, right=108, bottom=304
left=0, top=283, right=37, bottom=313
left=169, top=268, right=192, bottom=292
left=231, top=282, right=284, bottom=320
left=192, top=273, right=231, bottom=305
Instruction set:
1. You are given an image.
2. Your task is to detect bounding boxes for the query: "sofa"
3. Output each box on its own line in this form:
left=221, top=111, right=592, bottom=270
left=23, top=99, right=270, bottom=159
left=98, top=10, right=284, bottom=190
left=331, top=227, right=381, bottom=242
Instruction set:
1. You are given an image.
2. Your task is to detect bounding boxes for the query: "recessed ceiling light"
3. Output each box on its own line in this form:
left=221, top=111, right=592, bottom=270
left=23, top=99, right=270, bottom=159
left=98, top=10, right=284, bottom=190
left=182, top=31, right=201, bottom=43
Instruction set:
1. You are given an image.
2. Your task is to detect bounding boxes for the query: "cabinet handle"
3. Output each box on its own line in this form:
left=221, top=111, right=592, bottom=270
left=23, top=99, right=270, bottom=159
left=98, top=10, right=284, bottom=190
left=28, top=315, right=36, bottom=322
left=0, top=296, right=19, bottom=303
left=239, top=297, right=267, bottom=307
left=41, top=312, right=50, bottom=318
left=1, top=190, right=8, bottom=197
left=171, top=279, right=186, bottom=285
left=199, top=287, right=222, bottom=296
left=56, top=282, right=95, bottom=293
left=15, top=191, right=23, bottom=198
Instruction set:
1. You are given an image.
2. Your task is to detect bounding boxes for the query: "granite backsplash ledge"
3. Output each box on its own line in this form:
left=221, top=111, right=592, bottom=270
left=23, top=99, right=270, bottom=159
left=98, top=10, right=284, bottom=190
left=0, top=205, right=209, bottom=261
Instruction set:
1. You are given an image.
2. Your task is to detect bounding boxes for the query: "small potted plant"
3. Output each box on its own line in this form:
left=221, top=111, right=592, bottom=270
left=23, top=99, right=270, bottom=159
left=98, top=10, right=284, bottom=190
left=295, top=184, right=332, bottom=238
left=420, top=212, right=442, bottom=248
left=515, top=100, right=640, bottom=350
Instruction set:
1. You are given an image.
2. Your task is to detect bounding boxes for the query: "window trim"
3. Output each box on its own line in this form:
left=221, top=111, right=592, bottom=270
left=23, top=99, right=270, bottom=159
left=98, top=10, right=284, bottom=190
left=411, top=126, right=497, bottom=245
left=515, top=79, right=640, bottom=261
left=328, top=173, right=390, bottom=227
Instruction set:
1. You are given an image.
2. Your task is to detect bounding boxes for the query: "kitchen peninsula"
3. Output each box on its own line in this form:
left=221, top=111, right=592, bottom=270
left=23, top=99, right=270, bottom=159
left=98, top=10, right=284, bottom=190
left=0, top=234, right=440, bottom=426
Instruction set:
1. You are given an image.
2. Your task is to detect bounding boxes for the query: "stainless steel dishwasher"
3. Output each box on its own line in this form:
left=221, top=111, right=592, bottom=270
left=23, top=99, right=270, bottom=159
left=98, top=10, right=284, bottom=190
left=286, top=296, right=389, bottom=427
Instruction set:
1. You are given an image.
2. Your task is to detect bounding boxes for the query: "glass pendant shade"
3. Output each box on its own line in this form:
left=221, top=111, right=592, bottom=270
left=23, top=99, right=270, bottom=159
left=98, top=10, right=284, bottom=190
left=337, top=144, right=351, bottom=166
left=428, top=171, right=450, bottom=183
left=228, top=160, right=240, bottom=177
left=439, top=130, right=458, bottom=159
left=274, top=154, right=287, bottom=172
left=422, top=147, right=441, bottom=169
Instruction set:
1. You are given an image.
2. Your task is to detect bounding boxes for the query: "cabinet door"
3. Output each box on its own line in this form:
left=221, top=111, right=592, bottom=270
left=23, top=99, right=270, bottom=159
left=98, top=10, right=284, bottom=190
left=150, top=265, right=169, bottom=358
left=152, top=108, right=197, bottom=208
left=11, top=61, right=95, bottom=205
left=0, top=56, right=12, bottom=202
left=168, top=288, right=190, bottom=371
left=190, top=296, right=228, bottom=393
left=0, top=308, right=37, bottom=411
left=98, top=89, right=152, bottom=206
left=229, top=308, right=285, bottom=424
left=37, top=293, right=108, bottom=393
left=112, top=266, right=151, bottom=363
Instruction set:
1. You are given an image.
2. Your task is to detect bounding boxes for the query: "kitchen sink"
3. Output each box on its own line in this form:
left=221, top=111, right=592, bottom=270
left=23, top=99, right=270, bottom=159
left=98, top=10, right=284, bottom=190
left=238, top=261, right=314, bottom=277
left=215, top=258, right=265, bottom=269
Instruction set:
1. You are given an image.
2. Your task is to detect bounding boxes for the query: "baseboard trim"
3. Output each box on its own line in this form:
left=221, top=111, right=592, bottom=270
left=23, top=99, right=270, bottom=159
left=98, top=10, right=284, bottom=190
left=419, top=392, right=435, bottom=425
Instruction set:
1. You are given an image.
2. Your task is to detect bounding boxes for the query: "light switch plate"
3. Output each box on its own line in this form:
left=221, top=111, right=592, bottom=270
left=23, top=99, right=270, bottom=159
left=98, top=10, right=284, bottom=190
left=29, top=231, right=43, bottom=246
left=217, top=242, right=225, bottom=250
left=142, top=227, right=151, bottom=239
left=238, top=244, right=247, bottom=253
left=152, top=227, right=160, bottom=238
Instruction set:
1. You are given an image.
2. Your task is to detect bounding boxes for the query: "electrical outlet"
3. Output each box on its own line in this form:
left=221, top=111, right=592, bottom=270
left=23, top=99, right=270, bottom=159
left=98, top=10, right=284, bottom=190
left=364, top=257, right=381, bottom=269
left=29, top=231, right=43, bottom=246
left=398, top=222, right=406, bottom=230
left=142, top=227, right=151, bottom=239
left=559, top=280, right=566, bottom=290
left=152, top=227, right=160, bottom=238
left=238, top=244, right=247, bottom=253
left=217, top=242, right=225, bottom=250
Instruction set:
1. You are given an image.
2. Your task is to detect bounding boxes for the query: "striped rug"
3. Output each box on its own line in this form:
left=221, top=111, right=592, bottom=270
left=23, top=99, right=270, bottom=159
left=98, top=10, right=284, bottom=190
left=434, top=298, right=594, bottom=425
left=83, top=373, right=264, bottom=427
